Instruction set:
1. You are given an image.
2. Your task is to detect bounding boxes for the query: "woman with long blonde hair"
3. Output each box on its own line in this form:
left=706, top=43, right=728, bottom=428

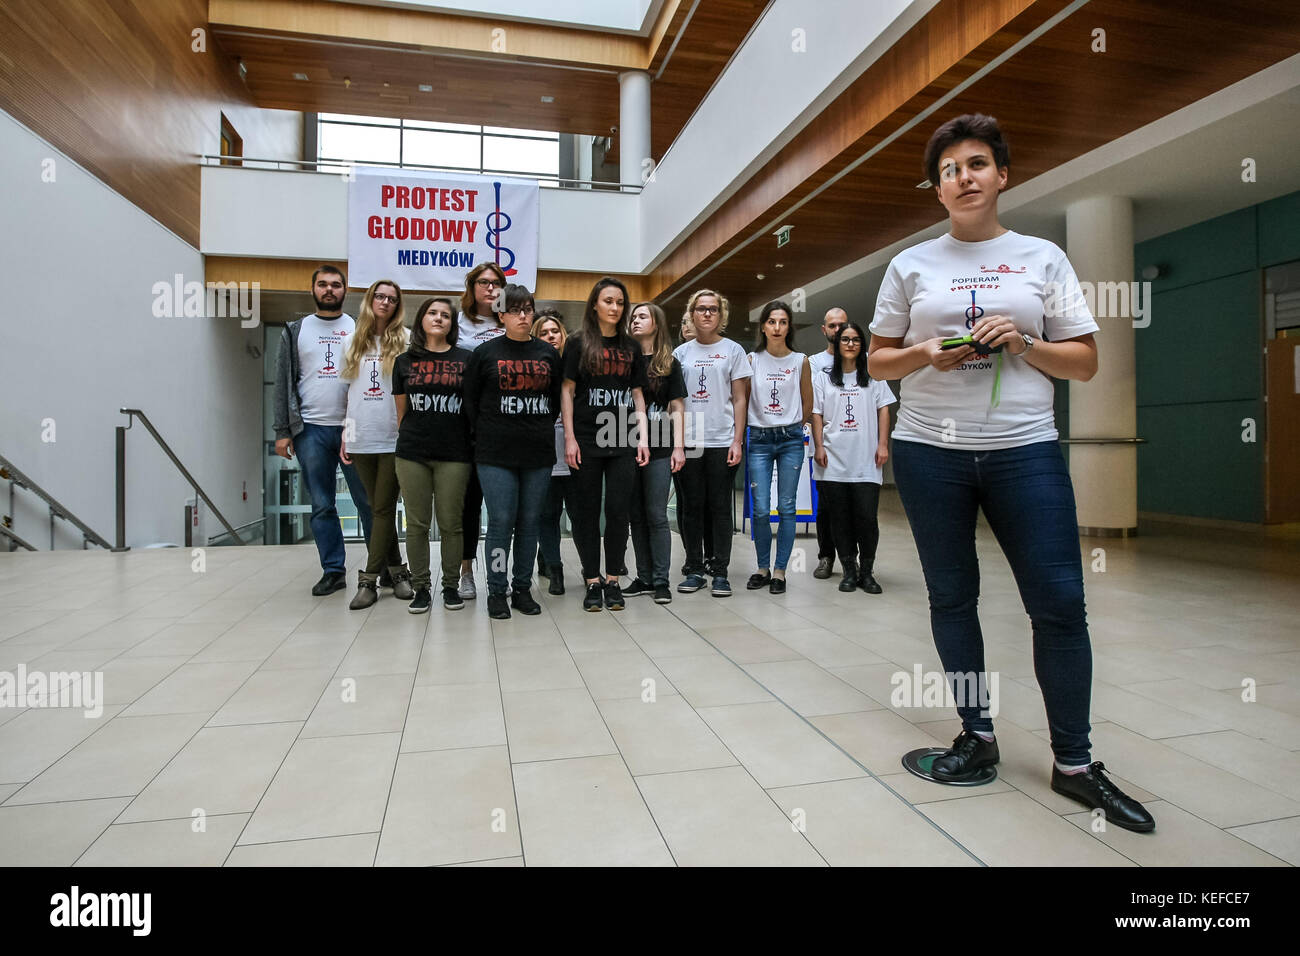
left=340, top=279, right=413, bottom=608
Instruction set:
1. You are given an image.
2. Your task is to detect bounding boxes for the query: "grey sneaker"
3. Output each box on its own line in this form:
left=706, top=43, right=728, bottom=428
left=389, top=566, right=415, bottom=600
left=458, top=569, right=477, bottom=600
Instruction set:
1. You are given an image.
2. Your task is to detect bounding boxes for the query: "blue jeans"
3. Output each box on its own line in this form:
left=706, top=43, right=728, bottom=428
left=477, top=463, right=552, bottom=595
left=747, top=425, right=805, bottom=572
left=295, top=423, right=373, bottom=575
left=891, top=439, right=1092, bottom=765
left=629, top=456, right=673, bottom=586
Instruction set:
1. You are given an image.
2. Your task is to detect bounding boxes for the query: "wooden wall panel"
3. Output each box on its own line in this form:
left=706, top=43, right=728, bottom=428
left=0, top=0, right=302, bottom=246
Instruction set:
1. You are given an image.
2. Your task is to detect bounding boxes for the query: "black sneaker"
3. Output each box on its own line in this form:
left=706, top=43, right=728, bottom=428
left=312, top=571, right=347, bottom=596
left=487, top=593, right=511, bottom=619
left=1051, top=762, right=1156, bottom=833
left=930, top=730, right=1000, bottom=781
left=653, top=584, right=673, bottom=604
left=408, top=588, right=432, bottom=614
left=604, top=581, right=625, bottom=610
left=746, top=572, right=771, bottom=590
left=677, top=573, right=707, bottom=593
left=711, top=576, right=732, bottom=597
left=623, top=578, right=653, bottom=597
left=583, top=581, right=604, bottom=612
left=511, top=587, right=542, bottom=615
left=441, top=587, right=463, bottom=611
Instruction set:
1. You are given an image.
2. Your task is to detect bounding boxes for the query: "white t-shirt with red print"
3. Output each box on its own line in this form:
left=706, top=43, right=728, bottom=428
left=813, top=373, right=896, bottom=483
left=673, top=338, right=753, bottom=448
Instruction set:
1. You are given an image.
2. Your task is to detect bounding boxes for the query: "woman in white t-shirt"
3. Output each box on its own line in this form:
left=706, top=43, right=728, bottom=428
left=453, top=262, right=508, bottom=602
left=745, top=300, right=812, bottom=595
left=340, top=279, right=413, bottom=609
left=672, top=289, right=752, bottom=597
left=812, top=322, right=895, bottom=595
left=867, top=113, right=1153, bottom=832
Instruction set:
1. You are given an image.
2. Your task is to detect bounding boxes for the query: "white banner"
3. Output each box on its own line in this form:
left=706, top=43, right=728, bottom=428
left=347, top=168, right=539, bottom=292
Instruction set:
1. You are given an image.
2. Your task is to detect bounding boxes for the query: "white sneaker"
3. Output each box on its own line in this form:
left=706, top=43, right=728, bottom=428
left=457, top=570, right=477, bottom=600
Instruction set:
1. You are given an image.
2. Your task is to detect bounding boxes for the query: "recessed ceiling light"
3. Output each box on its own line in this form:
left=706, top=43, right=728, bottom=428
left=915, top=179, right=933, bottom=189
left=775, top=263, right=784, bottom=269
left=293, top=72, right=309, bottom=81
left=540, top=95, right=555, bottom=103
left=756, top=273, right=765, bottom=281
left=418, top=84, right=433, bottom=92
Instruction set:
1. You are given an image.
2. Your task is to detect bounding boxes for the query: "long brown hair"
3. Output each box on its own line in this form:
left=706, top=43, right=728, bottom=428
left=343, top=279, right=408, bottom=379
left=459, top=262, right=507, bottom=323
left=411, top=297, right=459, bottom=350
left=631, top=301, right=673, bottom=378
left=576, top=276, right=634, bottom=376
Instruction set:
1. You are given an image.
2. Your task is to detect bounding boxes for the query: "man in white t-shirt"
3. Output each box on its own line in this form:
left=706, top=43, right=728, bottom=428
left=810, top=307, right=847, bottom=579
left=272, top=265, right=374, bottom=596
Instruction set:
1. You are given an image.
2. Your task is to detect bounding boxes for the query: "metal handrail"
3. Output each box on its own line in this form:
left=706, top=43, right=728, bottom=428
left=207, top=516, right=266, bottom=546
left=116, top=409, right=243, bottom=549
left=0, top=524, right=37, bottom=552
left=0, top=452, right=112, bottom=550
left=196, top=154, right=645, bottom=191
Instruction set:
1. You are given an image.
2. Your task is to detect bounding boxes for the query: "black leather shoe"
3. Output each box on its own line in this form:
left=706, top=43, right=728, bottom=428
left=930, top=730, right=1000, bottom=780
left=838, top=559, right=858, bottom=593
left=311, top=571, right=347, bottom=596
left=768, top=577, right=786, bottom=595
left=859, top=571, right=883, bottom=594
left=1051, top=762, right=1156, bottom=833
left=746, top=572, right=771, bottom=590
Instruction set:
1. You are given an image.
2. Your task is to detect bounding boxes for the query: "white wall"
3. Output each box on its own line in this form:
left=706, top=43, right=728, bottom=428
left=0, top=109, right=263, bottom=550
left=201, top=166, right=641, bottom=277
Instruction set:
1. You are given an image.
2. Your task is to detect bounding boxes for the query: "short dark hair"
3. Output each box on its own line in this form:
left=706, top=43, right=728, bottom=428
left=753, top=300, right=796, bottom=352
left=311, top=264, right=346, bottom=288
left=501, top=283, right=534, bottom=315
left=924, top=113, right=1010, bottom=187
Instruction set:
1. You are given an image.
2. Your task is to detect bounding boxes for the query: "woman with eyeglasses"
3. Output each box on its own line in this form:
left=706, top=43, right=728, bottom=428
left=745, top=300, right=813, bottom=595
left=453, top=262, right=508, bottom=603
left=672, top=289, right=751, bottom=597
left=625, top=301, right=686, bottom=605
left=811, top=322, right=895, bottom=595
left=561, top=277, right=650, bottom=612
left=392, top=297, right=473, bottom=613
left=463, top=283, right=561, bottom=620
left=339, top=279, right=414, bottom=609
left=531, top=309, right=573, bottom=596
left=867, top=113, right=1153, bottom=832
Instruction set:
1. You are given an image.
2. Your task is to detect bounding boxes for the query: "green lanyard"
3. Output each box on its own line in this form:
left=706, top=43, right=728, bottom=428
left=990, top=351, right=1002, bottom=408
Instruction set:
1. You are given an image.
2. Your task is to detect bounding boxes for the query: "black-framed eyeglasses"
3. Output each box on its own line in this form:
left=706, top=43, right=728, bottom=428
left=840, top=337, right=863, bottom=345
left=506, top=306, right=535, bottom=317
left=475, top=278, right=504, bottom=289
left=372, top=293, right=398, bottom=304
left=693, top=305, right=720, bottom=315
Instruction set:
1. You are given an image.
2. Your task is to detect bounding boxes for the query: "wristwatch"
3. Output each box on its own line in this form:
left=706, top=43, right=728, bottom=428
left=1019, top=333, right=1035, bottom=354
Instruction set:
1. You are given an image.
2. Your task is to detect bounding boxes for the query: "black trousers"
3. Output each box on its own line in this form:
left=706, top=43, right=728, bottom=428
left=679, top=447, right=736, bottom=577
left=461, top=465, right=483, bottom=562
left=814, top=480, right=834, bottom=560
left=818, top=480, right=881, bottom=571
left=673, top=470, right=713, bottom=572
left=569, top=451, right=636, bottom=580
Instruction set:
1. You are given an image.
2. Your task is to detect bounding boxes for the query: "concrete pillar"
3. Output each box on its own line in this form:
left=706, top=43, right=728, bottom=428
left=1066, top=196, right=1138, bottom=536
left=618, top=70, right=651, bottom=192
left=577, top=134, right=592, bottom=190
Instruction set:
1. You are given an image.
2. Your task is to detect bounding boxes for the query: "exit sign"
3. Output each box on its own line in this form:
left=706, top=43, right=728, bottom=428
left=774, top=224, right=792, bottom=248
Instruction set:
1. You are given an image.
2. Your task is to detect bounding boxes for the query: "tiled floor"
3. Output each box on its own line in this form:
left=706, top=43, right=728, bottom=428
left=1, top=493, right=1297, bottom=867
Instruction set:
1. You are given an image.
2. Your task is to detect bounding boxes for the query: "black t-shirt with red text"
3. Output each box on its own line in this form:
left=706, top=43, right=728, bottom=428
left=464, top=335, right=562, bottom=469
left=392, top=345, right=472, bottom=463
left=642, top=356, right=688, bottom=460
left=562, top=333, right=648, bottom=456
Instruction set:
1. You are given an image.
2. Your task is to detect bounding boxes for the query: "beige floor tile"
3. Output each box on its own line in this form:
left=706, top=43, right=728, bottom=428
left=415, top=638, right=498, bottom=686
left=444, top=855, right=524, bottom=866
left=375, top=746, right=519, bottom=866
left=208, top=668, right=334, bottom=726
left=260, top=632, right=356, bottom=671
left=1090, top=680, right=1227, bottom=739
left=513, top=755, right=674, bottom=866
left=119, top=722, right=302, bottom=822
left=97, top=656, right=189, bottom=706
left=743, top=660, right=880, bottom=717
left=559, top=624, right=640, bottom=654
left=120, top=622, right=229, bottom=657
left=570, top=650, right=678, bottom=702
left=402, top=682, right=506, bottom=752
left=696, top=625, right=804, bottom=664
left=635, top=765, right=826, bottom=867
left=58, top=617, right=176, bottom=651
left=1226, top=816, right=1300, bottom=866
left=768, top=777, right=979, bottom=866
left=655, top=654, right=773, bottom=708
left=490, top=617, right=565, bottom=650
left=1163, top=730, right=1300, bottom=802
left=767, top=628, right=889, bottom=668
left=190, top=627, right=293, bottom=664
left=809, top=709, right=947, bottom=775
left=1126, top=678, right=1300, bottom=750
left=695, top=701, right=864, bottom=789
left=122, top=660, right=261, bottom=717
left=1250, top=681, right=1300, bottom=719
left=0, top=797, right=131, bottom=866
left=1081, top=722, right=1300, bottom=828
left=1063, top=801, right=1287, bottom=866
left=225, top=832, right=379, bottom=866
left=597, top=696, right=736, bottom=776
left=8, top=712, right=208, bottom=804
left=76, top=813, right=249, bottom=866
left=495, top=644, right=585, bottom=693
left=301, top=673, right=415, bottom=739
left=239, top=733, right=400, bottom=845
left=623, top=621, right=717, bottom=659
left=877, top=770, right=1015, bottom=806
left=501, top=688, right=616, bottom=763
left=918, top=790, right=1134, bottom=866
left=337, top=633, right=423, bottom=677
